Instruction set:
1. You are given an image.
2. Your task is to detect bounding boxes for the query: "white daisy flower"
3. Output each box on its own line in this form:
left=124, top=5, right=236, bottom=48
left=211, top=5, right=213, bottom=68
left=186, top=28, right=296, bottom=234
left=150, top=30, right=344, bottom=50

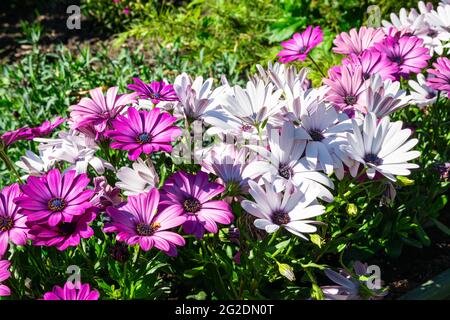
left=244, top=121, right=335, bottom=202
left=408, top=73, right=438, bottom=108
left=16, top=149, right=55, bottom=177
left=35, top=131, right=113, bottom=175
left=241, top=178, right=325, bottom=240
left=296, top=103, right=356, bottom=178
left=116, top=158, right=159, bottom=196
left=344, top=112, right=420, bottom=181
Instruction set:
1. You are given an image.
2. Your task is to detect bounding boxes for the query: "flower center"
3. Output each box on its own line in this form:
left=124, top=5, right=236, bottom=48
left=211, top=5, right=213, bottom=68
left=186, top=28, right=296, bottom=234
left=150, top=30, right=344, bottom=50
left=0, top=216, right=13, bottom=232
left=48, top=198, right=67, bottom=212
left=309, top=129, right=324, bottom=141
left=364, top=153, right=383, bottom=166
left=278, top=165, right=293, bottom=179
left=299, top=46, right=308, bottom=54
left=241, top=124, right=253, bottom=132
left=136, top=222, right=160, bottom=236
left=136, top=133, right=152, bottom=144
left=362, top=72, right=371, bottom=80
left=345, top=95, right=357, bottom=105
left=272, top=210, right=290, bottom=225
left=183, top=197, right=202, bottom=213
left=58, top=222, right=77, bottom=235
left=390, top=56, right=404, bottom=65
left=149, top=92, right=161, bottom=99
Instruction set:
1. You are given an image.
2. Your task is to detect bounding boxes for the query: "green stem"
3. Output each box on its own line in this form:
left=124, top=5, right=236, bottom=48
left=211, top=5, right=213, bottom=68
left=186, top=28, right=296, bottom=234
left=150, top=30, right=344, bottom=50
left=0, top=149, right=24, bottom=184
left=308, top=56, right=326, bottom=78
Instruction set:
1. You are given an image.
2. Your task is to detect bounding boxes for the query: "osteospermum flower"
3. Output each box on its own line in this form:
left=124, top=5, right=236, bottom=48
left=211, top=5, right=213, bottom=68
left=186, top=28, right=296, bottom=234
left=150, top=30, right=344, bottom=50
left=116, top=158, right=159, bottom=196
left=408, top=73, right=438, bottom=107
left=15, top=169, right=94, bottom=226
left=373, top=34, right=431, bottom=79
left=0, top=127, right=33, bottom=148
left=42, top=282, right=99, bottom=300
left=277, top=26, right=323, bottom=63
left=105, top=189, right=186, bottom=256
left=0, top=260, right=11, bottom=296
left=28, top=208, right=96, bottom=251
left=0, top=184, right=29, bottom=258
left=30, top=117, right=65, bottom=138
left=16, top=149, right=55, bottom=178
left=241, top=179, right=325, bottom=239
left=323, top=65, right=368, bottom=117
left=427, top=57, right=450, bottom=97
left=344, top=112, right=420, bottom=181
left=333, top=27, right=385, bottom=56
left=69, top=86, right=137, bottom=139
left=160, top=171, right=234, bottom=239
left=106, top=107, right=181, bottom=161
left=127, top=78, right=178, bottom=105
left=342, top=49, right=399, bottom=81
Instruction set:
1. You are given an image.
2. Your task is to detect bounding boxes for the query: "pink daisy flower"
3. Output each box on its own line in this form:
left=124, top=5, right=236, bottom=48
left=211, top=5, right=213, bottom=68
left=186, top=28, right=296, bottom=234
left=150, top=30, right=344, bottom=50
left=277, top=26, right=323, bottom=63
left=0, top=260, right=11, bottom=296
left=105, top=107, right=182, bottom=161
left=427, top=57, right=450, bottom=98
left=373, top=34, right=431, bottom=79
left=127, top=78, right=178, bottom=105
left=0, top=183, right=29, bottom=258
left=323, top=65, right=368, bottom=117
left=160, top=171, right=234, bottom=239
left=1, top=127, right=33, bottom=147
left=105, top=189, right=186, bottom=256
left=28, top=208, right=96, bottom=251
left=69, top=86, right=137, bottom=139
left=342, top=49, right=399, bottom=81
left=42, top=282, right=99, bottom=300
left=15, top=169, right=94, bottom=227
left=333, top=27, right=385, bottom=56
left=30, top=117, right=65, bottom=138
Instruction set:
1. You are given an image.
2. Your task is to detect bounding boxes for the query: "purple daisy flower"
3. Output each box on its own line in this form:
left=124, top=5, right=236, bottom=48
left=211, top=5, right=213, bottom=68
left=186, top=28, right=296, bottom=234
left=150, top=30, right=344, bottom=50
left=1, top=127, right=33, bottom=148
left=69, top=86, right=137, bottom=139
left=105, top=189, right=186, bottom=256
left=127, top=78, right=178, bottom=105
left=373, top=34, right=431, bottom=79
left=160, top=171, right=234, bottom=239
left=342, top=49, right=399, bottom=81
left=28, top=208, right=96, bottom=251
left=333, top=27, right=385, bottom=56
left=323, top=64, right=368, bottom=117
left=0, top=260, right=11, bottom=296
left=277, top=26, right=323, bottom=63
left=0, top=183, right=29, bottom=258
left=105, top=107, right=182, bottom=161
left=15, top=169, right=94, bottom=227
left=30, top=117, right=65, bottom=138
left=427, top=57, right=450, bottom=98
left=42, top=282, right=99, bottom=300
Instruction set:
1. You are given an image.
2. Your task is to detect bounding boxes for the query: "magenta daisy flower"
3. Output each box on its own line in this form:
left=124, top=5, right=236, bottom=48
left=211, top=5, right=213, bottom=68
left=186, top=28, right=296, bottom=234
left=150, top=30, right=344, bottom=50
left=105, top=189, right=186, bottom=256
left=69, top=86, right=137, bottom=139
left=0, top=260, right=11, bottom=296
left=323, top=64, right=368, bottom=117
left=30, top=117, right=65, bottom=138
left=0, top=184, right=29, bottom=258
left=42, top=282, right=99, bottom=300
left=333, top=27, right=385, bottom=56
left=1, top=127, right=33, bottom=147
left=277, top=26, right=323, bottom=63
left=373, top=34, right=431, bottom=79
left=15, top=169, right=94, bottom=227
left=127, top=78, right=178, bottom=105
left=160, top=171, right=234, bottom=239
left=105, top=107, right=182, bottom=161
left=342, top=49, right=399, bottom=81
left=427, top=57, right=450, bottom=98
left=28, top=208, right=96, bottom=251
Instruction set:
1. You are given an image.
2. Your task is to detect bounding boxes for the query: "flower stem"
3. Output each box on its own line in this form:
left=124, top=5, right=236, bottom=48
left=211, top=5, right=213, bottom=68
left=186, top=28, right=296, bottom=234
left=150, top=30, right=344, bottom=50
left=0, top=148, right=24, bottom=184
left=308, top=56, right=327, bottom=78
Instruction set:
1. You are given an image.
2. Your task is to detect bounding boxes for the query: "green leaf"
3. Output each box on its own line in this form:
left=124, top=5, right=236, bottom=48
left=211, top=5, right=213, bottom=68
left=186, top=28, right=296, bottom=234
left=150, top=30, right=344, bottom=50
left=183, top=266, right=204, bottom=279
left=432, top=218, right=450, bottom=236
left=397, top=176, right=415, bottom=186
left=186, top=291, right=208, bottom=300
left=310, top=234, right=322, bottom=248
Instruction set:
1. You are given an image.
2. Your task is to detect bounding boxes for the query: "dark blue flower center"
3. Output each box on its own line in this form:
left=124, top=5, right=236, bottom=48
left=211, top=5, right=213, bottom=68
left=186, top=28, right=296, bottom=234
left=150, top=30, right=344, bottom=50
left=59, top=222, right=77, bottom=235
left=299, top=46, right=308, bottom=54
left=390, top=56, right=404, bottom=65
left=48, top=198, right=67, bottom=212
left=345, top=95, right=357, bottom=105
left=241, top=124, right=253, bottom=132
left=136, top=133, right=152, bottom=144
left=149, top=92, right=161, bottom=99
left=0, top=216, right=13, bottom=232
left=364, top=153, right=383, bottom=166
left=309, top=129, right=324, bottom=141
left=136, top=222, right=160, bottom=236
left=278, top=165, right=293, bottom=179
left=272, top=211, right=290, bottom=225
left=183, top=197, right=201, bottom=213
